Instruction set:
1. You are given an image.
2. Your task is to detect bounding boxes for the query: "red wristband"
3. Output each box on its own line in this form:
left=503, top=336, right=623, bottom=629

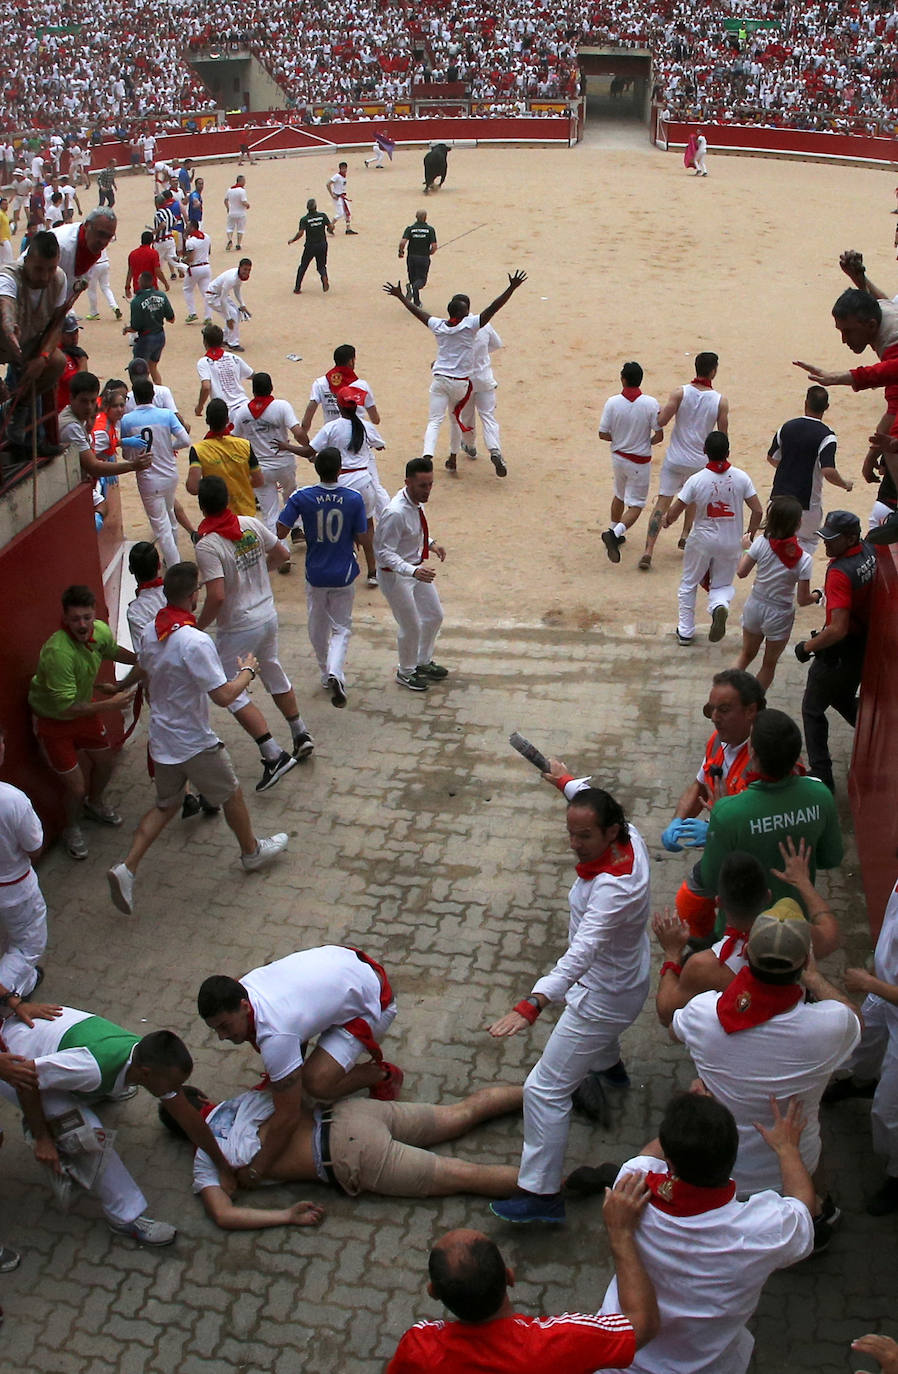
left=514, top=998, right=541, bottom=1024
left=551, top=772, right=575, bottom=792
left=660, top=961, right=682, bottom=978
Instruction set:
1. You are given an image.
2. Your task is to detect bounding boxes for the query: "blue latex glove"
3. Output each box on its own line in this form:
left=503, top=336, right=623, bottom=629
left=679, top=817, right=709, bottom=848
left=661, top=819, right=686, bottom=852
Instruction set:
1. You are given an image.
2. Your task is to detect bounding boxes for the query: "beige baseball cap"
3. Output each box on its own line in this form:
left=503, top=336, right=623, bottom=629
left=747, top=898, right=810, bottom=974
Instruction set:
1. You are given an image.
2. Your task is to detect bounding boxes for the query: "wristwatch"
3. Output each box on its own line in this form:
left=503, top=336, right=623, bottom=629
left=245, top=666, right=257, bottom=681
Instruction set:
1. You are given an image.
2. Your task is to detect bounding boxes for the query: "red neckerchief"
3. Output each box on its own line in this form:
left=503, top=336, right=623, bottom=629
left=646, top=1170, right=736, bottom=1216
left=154, top=605, right=197, bottom=641
left=246, top=1004, right=260, bottom=1052
left=417, top=503, right=430, bottom=560
left=691, top=376, right=713, bottom=388
left=199, top=1100, right=218, bottom=1121
left=718, top=925, right=750, bottom=964
left=447, top=315, right=464, bottom=326
left=247, top=395, right=275, bottom=419
left=769, top=536, right=803, bottom=569
left=198, top=509, right=243, bottom=542
left=706, top=459, right=731, bottom=473
left=61, top=618, right=95, bottom=645
left=205, top=346, right=225, bottom=361
left=621, top=386, right=642, bottom=401
left=74, top=223, right=100, bottom=276
left=326, top=364, right=358, bottom=393
left=204, top=424, right=234, bottom=438
left=716, top=966, right=803, bottom=1034
left=137, top=577, right=164, bottom=591
left=575, top=839, right=635, bottom=881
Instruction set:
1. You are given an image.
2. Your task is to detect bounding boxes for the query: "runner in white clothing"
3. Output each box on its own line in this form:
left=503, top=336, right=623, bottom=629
left=489, top=777, right=651, bottom=1224
left=599, top=1092, right=814, bottom=1374
left=196, top=323, right=254, bottom=417
left=599, top=361, right=663, bottom=562
left=734, top=495, right=819, bottom=690
left=231, top=373, right=304, bottom=539
left=181, top=222, right=212, bottom=324
left=0, top=729, right=47, bottom=1000
left=326, top=163, right=356, bottom=234
left=383, top=270, right=526, bottom=463
left=298, top=386, right=383, bottom=585
left=446, top=322, right=508, bottom=477
left=663, top=433, right=763, bottom=646
left=204, top=261, right=251, bottom=350
left=119, top=379, right=191, bottom=569
left=641, top=353, right=729, bottom=568
left=197, top=943, right=402, bottom=1187
left=223, top=177, right=249, bottom=251
left=301, top=345, right=389, bottom=517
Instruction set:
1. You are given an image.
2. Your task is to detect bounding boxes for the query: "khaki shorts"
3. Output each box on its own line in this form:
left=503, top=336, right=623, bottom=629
left=153, top=743, right=239, bottom=810
left=327, top=1098, right=439, bottom=1197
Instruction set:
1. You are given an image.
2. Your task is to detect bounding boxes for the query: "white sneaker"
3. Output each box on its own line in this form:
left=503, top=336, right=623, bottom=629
left=107, top=863, right=135, bottom=915
left=107, top=1215, right=177, bottom=1246
left=241, top=833, right=289, bottom=871
left=64, top=826, right=88, bottom=860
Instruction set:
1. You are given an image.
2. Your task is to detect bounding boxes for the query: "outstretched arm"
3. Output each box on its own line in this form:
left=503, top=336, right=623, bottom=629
left=478, top=269, right=527, bottom=328
left=382, top=281, right=430, bottom=325
left=200, top=1185, right=325, bottom=1231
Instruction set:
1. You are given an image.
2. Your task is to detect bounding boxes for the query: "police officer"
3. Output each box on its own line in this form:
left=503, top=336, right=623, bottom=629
left=288, top=198, right=334, bottom=295
left=398, top=210, right=437, bottom=306
left=796, top=510, right=876, bottom=791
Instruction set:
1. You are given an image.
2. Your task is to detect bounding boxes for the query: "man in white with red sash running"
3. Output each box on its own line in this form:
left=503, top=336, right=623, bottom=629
left=671, top=906, right=859, bottom=1242
left=196, top=944, right=402, bottom=1189
left=663, top=432, right=763, bottom=646
left=382, top=270, right=526, bottom=464
left=488, top=780, right=651, bottom=1224
left=181, top=218, right=212, bottom=325
left=223, top=176, right=249, bottom=252
left=599, top=361, right=663, bottom=563
left=599, top=1091, right=814, bottom=1374
left=231, top=372, right=304, bottom=537
left=300, top=345, right=389, bottom=516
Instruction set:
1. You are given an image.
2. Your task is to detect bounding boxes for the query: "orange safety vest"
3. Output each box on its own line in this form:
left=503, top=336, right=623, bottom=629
left=699, top=732, right=752, bottom=807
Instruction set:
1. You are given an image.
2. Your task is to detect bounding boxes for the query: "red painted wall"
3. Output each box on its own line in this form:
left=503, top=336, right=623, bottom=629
left=666, top=120, right=898, bottom=164
left=0, top=484, right=113, bottom=836
left=850, top=547, right=898, bottom=938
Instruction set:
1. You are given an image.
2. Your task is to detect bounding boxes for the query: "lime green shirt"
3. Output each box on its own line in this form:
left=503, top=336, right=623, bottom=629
left=28, top=620, right=118, bottom=719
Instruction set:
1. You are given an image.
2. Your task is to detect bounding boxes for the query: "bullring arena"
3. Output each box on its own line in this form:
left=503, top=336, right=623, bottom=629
left=2, top=49, right=898, bottom=1374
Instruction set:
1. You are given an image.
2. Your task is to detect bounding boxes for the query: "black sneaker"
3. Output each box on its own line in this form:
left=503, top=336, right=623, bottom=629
left=181, top=793, right=202, bottom=819
left=327, top=675, right=347, bottom=708
left=602, top=529, right=622, bottom=564
left=396, top=669, right=429, bottom=692
left=565, top=1162, right=621, bottom=1196
left=490, top=449, right=507, bottom=477
left=291, top=731, right=315, bottom=761
left=416, top=660, right=449, bottom=680
left=867, top=1177, right=898, bottom=1216
left=198, top=794, right=221, bottom=816
left=822, top=1075, right=877, bottom=1104
left=571, top=1073, right=612, bottom=1127
left=812, top=1194, right=841, bottom=1253
left=256, top=751, right=298, bottom=792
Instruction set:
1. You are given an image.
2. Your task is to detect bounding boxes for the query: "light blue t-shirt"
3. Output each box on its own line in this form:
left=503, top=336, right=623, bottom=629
left=120, top=404, right=190, bottom=482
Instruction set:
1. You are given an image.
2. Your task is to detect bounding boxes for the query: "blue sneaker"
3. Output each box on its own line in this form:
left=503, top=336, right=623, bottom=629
left=489, top=1193, right=566, bottom=1224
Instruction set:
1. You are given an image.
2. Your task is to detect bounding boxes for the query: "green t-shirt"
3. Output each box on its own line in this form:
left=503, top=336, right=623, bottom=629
left=701, top=775, right=843, bottom=913
left=403, top=222, right=437, bottom=256
left=299, top=210, right=331, bottom=247
left=59, top=1015, right=140, bottom=1099
left=28, top=620, right=118, bottom=719
left=130, top=286, right=174, bottom=335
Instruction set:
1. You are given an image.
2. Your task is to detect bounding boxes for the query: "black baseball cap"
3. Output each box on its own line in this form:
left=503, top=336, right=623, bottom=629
left=817, top=510, right=861, bottom=541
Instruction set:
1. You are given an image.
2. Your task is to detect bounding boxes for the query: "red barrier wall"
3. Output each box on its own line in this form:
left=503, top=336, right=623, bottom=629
left=850, top=547, right=898, bottom=939
left=666, top=120, right=898, bottom=165
left=0, top=484, right=112, bottom=837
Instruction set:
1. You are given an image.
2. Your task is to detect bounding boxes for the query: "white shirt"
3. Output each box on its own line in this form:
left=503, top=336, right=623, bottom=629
left=531, top=827, right=651, bottom=1011
left=206, top=267, right=245, bottom=308
left=232, top=397, right=298, bottom=464
left=427, top=313, right=482, bottom=375
left=224, top=185, right=249, bottom=215
left=193, top=1090, right=274, bottom=1192
left=673, top=992, right=860, bottom=1194
left=678, top=465, right=756, bottom=547
left=373, top=486, right=433, bottom=575
left=745, top=536, right=813, bottom=606
left=184, top=231, right=212, bottom=267
left=310, top=416, right=377, bottom=473
left=873, top=881, right=898, bottom=1027
left=310, top=375, right=375, bottom=424
left=241, top=946, right=385, bottom=1082
left=469, top=324, right=502, bottom=386
left=327, top=172, right=347, bottom=199
left=0, top=781, right=42, bottom=888
left=600, top=391, right=661, bottom=459
left=124, top=384, right=178, bottom=415
left=0, top=269, right=67, bottom=314
left=195, top=517, right=278, bottom=633
left=126, top=583, right=166, bottom=652
left=600, top=1156, right=813, bottom=1374
left=50, top=222, right=94, bottom=291
left=666, top=383, right=722, bottom=470
left=139, top=622, right=228, bottom=765
left=196, top=350, right=253, bottom=414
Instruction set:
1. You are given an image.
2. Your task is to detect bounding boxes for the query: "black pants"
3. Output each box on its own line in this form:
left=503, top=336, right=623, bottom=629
left=98, top=185, right=116, bottom=208
left=801, top=638, right=866, bottom=790
left=406, top=255, right=431, bottom=305
left=295, top=242, right=328, bottom=290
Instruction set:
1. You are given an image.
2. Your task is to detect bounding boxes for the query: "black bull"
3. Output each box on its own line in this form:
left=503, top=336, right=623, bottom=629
left=423, top=144, right=450, bottom=191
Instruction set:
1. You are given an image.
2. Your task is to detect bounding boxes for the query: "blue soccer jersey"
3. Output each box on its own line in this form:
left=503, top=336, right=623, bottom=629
left=279, top=483, right=366, bottom=587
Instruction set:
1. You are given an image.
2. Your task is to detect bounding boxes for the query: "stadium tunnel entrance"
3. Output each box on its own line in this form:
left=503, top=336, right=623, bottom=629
left=578, top=48, right=653, bottom=126
left=189, top=48, right=287, bottom=113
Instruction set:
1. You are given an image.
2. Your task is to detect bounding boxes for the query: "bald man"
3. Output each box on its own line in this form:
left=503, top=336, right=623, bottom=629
left=388, top=1193, right=658, bottom=1373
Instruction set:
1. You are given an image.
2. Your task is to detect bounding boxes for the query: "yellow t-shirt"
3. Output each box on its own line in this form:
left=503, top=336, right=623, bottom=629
left=0, top=210, right=11, bottom=245
left=189, top=435, right=259, bottom=516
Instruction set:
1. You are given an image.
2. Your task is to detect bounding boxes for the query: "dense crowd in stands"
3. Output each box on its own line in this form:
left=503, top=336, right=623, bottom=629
left=0, top=0, right=895, bottom=136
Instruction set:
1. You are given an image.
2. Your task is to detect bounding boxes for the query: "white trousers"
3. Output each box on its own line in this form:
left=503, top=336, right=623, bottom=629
left=226, top=213, right=247, bottom=239
left=0, top=874, right=47, bottom=996
left=183, top=264, right=212, bottom=315
left=136, top=477, right=180, bottom=568
left=423, top=375, right=471, bottom=457
left=217, top=615, right=292, bottom=706
left=797, top=506, right=822, bottom=556
left=449, top=382, right=500, bottom=453
left=257, top=458, right=297, bottom=531
left=306, top=583, right=356, bottom=685
left=846, top=995, right=898, bottom=1175
left=0, top=1082, right=146, bottom=1225
left=677, top=535, right=740, bottom=639
left=367, top=452, right=391, bottom=520
left=0, top=241, right=13, bottom=265
left=206, top=292, right=240, bottom=345
left=518, top=992, right=647, bottom=1195
left=87, top=262, right=118, bottom=315
left=378, top=569, right=443, bottom=674
left=156, top=237, right=179, bottom=273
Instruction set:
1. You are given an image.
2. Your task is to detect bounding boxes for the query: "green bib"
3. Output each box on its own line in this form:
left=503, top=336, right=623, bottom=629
left=58, top=1016, right=140, bottom=1098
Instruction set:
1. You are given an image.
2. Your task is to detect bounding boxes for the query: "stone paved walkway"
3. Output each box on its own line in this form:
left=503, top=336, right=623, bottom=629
left=3, top=605, right=893, bottom=1374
